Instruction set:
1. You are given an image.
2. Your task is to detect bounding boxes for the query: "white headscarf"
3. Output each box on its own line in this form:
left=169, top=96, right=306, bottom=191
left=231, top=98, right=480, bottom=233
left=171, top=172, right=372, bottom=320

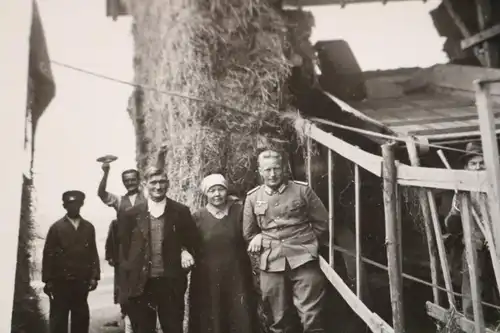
left=201, top=174, right=228, bottom=195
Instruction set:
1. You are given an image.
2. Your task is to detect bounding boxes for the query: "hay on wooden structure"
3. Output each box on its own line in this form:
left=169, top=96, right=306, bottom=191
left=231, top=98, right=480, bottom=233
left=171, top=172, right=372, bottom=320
left=125, top=0, right=315, bottom=208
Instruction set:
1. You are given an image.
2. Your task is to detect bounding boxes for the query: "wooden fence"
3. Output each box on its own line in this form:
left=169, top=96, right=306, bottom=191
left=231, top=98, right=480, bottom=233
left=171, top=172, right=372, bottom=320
left=303, top=79, right=500, bottom=333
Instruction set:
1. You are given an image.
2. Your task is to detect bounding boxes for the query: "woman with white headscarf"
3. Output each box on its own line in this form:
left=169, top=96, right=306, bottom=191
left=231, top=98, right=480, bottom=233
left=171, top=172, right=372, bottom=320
left=189, top=174, right=258, bottom=333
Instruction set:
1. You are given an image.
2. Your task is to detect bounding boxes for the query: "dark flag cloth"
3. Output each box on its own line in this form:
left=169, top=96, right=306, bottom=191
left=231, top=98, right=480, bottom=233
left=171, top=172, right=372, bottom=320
left=29, top=0, right=55, bottom=131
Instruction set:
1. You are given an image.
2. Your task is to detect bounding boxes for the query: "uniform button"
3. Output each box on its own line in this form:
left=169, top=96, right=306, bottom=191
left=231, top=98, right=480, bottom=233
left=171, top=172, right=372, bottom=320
left=275, top=202, right=279, bottom=206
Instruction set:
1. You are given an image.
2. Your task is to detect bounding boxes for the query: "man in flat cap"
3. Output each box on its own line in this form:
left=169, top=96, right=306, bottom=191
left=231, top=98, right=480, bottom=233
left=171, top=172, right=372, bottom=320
left=120, top=166, right=199, bottom=333
left=444, top=141, right=499, bottom=319
left=42, top=190, right=100, bottom=333
left=243, top=149, right=329, bottom=333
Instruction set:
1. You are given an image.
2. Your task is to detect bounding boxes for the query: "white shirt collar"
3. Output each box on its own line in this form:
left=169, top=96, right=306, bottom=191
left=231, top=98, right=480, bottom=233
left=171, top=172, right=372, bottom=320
left=206, top=203, right=229, bottom=219
left=66, top=215, right=81, bottom=229
left=127, top=193, right=138, bottom=205
left=148, top=197, right=167, bottom=218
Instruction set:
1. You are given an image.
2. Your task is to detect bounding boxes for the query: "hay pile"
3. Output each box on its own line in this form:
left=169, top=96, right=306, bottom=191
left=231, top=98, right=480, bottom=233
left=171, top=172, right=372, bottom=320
left=124, top=0, right=314, bottom=207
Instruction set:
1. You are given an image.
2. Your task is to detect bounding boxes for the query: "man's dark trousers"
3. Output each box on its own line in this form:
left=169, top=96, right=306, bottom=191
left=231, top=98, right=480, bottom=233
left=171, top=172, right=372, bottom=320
left=128, top=276, right=187, bottom=333
left=260, top=261, right=326, bottom=333
left=49, top=279, right=90, bottom=333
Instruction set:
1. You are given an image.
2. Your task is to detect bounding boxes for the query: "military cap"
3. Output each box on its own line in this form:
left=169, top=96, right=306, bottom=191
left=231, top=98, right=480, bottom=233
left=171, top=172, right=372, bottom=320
left=62, top=190, right=85, bottom=204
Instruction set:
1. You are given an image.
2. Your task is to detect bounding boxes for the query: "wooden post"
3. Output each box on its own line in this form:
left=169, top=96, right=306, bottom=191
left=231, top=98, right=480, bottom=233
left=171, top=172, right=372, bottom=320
left=475, top=81, right=500, bottom=258
left=478, top=199, right=500, bottom=294
left=382, top=142, right=405, bottom=333
left=306, top=137, right=312, bottom=187
left=460, top=193, right=486, bottom=332
left=475, top=0, right=500, bottom=68
left=427, top=192, right=457, bottom=308
left=405, top=140, right=440, bottom=306
left=395, top=183, right=403, bottom=279
left=328, top=149, right=335, bottom=268
left=0, top=0, right=33, bottom=330
left=354, top=163, right=362, bottom=298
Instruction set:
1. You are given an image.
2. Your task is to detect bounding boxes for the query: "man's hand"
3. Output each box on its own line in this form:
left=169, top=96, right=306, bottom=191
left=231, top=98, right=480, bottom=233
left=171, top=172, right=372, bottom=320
left=88, top=279, right=98, bottom=292
left=43, top=282, right=53, bottom=298
left=247, top=234, right=263, bottom=253
left=181, top=250, right=195, bottom=269
left=101, top=162, right=110, bottom=173
left=107, top=259, right=115, bottom=267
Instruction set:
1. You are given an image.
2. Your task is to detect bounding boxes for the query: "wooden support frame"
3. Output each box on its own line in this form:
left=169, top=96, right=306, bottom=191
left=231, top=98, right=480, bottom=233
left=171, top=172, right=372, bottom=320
left=461, top=23, right=500, bottom=51
left=460, top=193, right=485, bottom=332
left=475, top=81, right=500, bottom=258
left=306, top=136, right=313, bottom=186
left=405, top=140, right=440, bottom=306
left=426, top=302, right=496, bottom=333
left=319, top=257, right=394, bottom=333
left=382, top=142, right=405, bottom=333
left=475, top=0, right=500, bottom=68
left=328, top=149, right=335, bottom=267
left=354, top=164, right=362, bottom=298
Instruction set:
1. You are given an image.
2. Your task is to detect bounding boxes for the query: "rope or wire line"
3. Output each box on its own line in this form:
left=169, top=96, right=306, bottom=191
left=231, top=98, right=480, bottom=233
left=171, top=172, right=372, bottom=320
left=330, top=245, right=500, bottom=311
left=51, top=60, right=479, bottom=157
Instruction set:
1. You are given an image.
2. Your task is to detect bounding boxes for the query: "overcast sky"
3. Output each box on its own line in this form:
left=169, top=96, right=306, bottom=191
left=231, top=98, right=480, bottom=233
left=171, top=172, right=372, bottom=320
left=32, top=0, right=446, bottom=259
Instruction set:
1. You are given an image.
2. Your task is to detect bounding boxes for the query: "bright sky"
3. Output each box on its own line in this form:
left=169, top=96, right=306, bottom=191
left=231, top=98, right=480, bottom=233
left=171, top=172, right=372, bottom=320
left=32, top=0, right=447, bottom=262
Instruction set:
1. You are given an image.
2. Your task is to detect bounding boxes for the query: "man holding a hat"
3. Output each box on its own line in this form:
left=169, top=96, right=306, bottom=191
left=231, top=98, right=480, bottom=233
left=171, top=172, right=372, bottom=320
left=445, top=141, right=498, bottom=319
left=42, top=190, right=100, bottom=333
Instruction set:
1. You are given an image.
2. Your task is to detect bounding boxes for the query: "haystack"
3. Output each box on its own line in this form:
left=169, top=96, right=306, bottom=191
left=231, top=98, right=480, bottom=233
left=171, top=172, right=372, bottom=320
left=124, top=0, right=318, bottom=207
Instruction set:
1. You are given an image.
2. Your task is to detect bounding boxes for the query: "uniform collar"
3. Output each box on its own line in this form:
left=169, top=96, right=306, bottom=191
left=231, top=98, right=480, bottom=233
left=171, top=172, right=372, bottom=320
left=65, top=215, right=81, bottom=223
left=264, top=181, right=288, bottom=195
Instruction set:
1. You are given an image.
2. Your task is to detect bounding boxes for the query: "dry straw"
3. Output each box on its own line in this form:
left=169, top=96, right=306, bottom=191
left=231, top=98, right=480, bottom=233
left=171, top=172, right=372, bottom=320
left=125, top=0, right=314, bottom=209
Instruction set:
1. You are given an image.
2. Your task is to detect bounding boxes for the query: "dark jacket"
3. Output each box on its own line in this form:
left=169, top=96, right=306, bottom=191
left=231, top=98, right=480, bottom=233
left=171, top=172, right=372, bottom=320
left=119, top=198, right=199, bottom=299
left=42, top=216, right=100, bottom=283
left=105, top=219, right=119, bottom=263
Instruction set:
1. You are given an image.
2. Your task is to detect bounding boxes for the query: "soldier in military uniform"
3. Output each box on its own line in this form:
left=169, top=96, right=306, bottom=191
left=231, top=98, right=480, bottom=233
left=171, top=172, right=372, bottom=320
left=243, top=149, right=329, bottom=333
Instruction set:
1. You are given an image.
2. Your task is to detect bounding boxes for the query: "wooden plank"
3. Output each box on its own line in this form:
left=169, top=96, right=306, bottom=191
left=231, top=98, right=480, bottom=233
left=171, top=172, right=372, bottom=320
left=426, top=302, right=497, bottom=333
left=355, top=164, right=362, bottom=298
left=0, top=0, right=34, bottom=330
left=478, top=199, right=500, bottom=294
left=427, top=65, right=500, bottom=96
left=318, top=257, right=394, bottom=333
left=461, top=23, right=500, bottom=50
left=405, top=140, right=440, bottom=306
left=307, top=137, right=312, bottom=187
left=283, top=0, right=419, bottom=7
left=307, top=124, right=383, bottom=177
left=328, top=149, right=335, bottom=267
left=460, top=194, right=485, bottom=332
left=427, top=191, right=457, bottom=307
left=475, top=81, right=500, bottom=258
left=307, top=123, right=489, bottom=192
left=397, top=164, right=489, bottom=192
left=381, top=143, right=405, bottom=333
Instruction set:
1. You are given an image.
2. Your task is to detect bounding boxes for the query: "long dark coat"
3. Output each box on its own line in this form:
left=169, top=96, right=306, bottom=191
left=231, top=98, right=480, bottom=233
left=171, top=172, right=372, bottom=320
left=119, top=198, right=199, bottom=301
left=105, top=219, right=119, bottom=303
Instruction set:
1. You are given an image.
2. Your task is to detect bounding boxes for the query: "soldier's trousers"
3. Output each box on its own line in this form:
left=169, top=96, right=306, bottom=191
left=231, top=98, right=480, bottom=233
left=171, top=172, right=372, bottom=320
left=260, top=260, right=326, bottom=333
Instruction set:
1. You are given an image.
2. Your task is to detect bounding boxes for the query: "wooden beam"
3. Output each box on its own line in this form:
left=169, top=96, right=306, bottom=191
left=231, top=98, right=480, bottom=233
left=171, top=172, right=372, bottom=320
left=328, top=149, right=335, bottom=267
left=318, top=257, right=394, bottom=333
left=306, top=136, right=313, bottom=187
left=0, top=0, right=33, bottom=330
left=405, top=140, right=440, bottom=306
left=306, top=123, right=490, bottom=192
left=475, top=81, right=500, bottom=258
left=427, top=191, right=457, bottom=308
left=442, top=0, right=487, bottom=66
left=475, top=0, right=500, bottom=68
left=426, top=302, right=496, bottom=333
left=461, top=23, right=500, bottom=50
left=354, top=164, right=362, bottom=298
left=382, top=142, right=405, bottom=333
left=460, top=194, right=485, bottom=332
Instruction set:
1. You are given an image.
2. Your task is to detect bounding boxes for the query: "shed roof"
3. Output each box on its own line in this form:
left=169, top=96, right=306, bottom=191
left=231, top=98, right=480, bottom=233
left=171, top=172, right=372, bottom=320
left=345, top=64, right=500, bottom=142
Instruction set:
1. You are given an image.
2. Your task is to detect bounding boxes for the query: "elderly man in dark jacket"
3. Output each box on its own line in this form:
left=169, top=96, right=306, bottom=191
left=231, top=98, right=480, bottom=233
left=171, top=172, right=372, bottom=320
left=42, top=190, right=100, bottom=333
left=120, top=166, right=199, bottom=333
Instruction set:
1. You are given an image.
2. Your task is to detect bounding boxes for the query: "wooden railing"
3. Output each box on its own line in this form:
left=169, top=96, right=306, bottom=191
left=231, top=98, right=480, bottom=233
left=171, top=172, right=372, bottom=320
left=303, top=79, right=500, bottom=333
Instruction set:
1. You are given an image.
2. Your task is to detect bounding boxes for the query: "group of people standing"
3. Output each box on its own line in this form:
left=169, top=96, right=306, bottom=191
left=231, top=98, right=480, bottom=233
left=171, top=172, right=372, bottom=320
left=42, top=148, right=330, bottom=333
